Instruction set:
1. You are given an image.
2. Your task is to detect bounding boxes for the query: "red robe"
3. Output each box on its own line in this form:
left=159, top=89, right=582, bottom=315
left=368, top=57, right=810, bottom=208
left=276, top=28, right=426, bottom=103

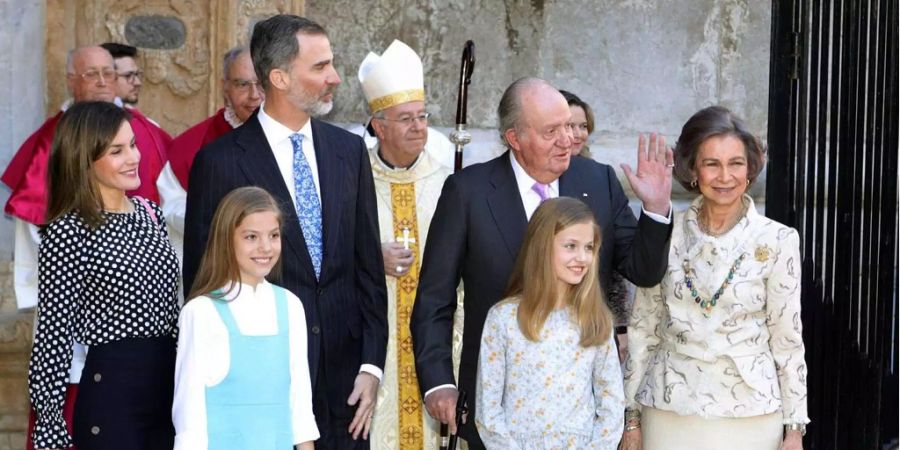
left=168, top=108, right=233, bottom=189
left=1, top=107, right=171, bottom=225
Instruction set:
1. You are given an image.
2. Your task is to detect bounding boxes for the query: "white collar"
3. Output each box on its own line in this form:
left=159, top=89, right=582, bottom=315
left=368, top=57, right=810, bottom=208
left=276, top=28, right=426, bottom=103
left=508, top=151, right=559, bottom=199
left=60, top=96, right=124, bottom=112
left=257, top=102, right=313, bottom=144
left=223, top=106, right=243, bottom=128
left=217, top=279, right=271, bottom=302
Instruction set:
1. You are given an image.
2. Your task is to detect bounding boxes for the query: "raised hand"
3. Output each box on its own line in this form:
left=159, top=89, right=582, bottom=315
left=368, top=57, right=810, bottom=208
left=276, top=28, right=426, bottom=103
left=620, top=133, right=674, bottom=217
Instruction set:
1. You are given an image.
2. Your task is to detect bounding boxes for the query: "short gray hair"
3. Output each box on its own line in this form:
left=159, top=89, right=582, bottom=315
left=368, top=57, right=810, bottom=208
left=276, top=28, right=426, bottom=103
left=497, top=77, right=548, bottom=148
left=222, top=46, right=248, bottom=79
left=66, top=49, right=75, bottom=74
left=250, top=15, right=326, bottom=91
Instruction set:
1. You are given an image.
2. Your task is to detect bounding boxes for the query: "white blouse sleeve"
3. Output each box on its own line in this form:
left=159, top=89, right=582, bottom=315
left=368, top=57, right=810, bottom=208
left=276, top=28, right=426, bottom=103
left=764, top=229, right=809, bottom=424
left=475, top=306, right=522, bottom=450
left=286, top=291, right=320, bottom=443
left=591, top=331, right=625, bottom=448
left=623, top=284, right=665, bottom=411
left=173, top=300, right=211, bottom=450
left=156, top=162, right=187, bottom=238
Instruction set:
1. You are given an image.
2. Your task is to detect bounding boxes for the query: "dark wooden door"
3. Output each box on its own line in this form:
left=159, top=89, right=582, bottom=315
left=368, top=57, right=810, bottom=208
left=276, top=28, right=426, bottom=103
left=767, top=0, right=898, bottom=448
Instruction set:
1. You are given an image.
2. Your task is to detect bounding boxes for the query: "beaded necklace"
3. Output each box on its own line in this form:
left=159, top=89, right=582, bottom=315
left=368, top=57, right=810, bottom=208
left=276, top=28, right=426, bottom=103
left=682, top=253, right=746, bottom=317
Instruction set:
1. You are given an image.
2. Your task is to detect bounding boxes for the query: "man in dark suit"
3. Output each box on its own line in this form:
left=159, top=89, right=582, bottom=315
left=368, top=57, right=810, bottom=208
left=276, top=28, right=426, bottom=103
left=410, top=77, right=674, bottom=448
left=183, top=15, right=387, bottom=449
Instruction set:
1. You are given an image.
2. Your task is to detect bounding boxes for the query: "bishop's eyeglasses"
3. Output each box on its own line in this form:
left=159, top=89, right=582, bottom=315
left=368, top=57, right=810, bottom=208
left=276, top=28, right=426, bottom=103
left=375, top=112, right=431, bottom=126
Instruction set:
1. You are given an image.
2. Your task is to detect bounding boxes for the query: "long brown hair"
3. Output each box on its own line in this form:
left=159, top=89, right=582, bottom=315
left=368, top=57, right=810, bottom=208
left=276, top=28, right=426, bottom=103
left=46, top=101, right=132, bottom=228
left=504, top=197, right=612, bottom=347
left=188, top=186, right=284, bottom=301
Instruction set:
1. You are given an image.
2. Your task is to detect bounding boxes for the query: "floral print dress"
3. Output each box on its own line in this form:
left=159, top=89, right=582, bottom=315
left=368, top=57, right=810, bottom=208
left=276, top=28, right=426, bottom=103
left=476, top=300, right=624, bottom=449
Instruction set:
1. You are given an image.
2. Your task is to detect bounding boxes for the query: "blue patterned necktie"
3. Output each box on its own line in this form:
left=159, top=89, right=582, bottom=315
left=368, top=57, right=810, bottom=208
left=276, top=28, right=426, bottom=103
left=289, top=133, right=323, bottom=278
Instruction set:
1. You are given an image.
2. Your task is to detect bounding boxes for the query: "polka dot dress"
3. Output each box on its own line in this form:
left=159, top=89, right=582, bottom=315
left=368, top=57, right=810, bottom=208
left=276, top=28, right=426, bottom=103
left=28, top=198, right=179, bottom=449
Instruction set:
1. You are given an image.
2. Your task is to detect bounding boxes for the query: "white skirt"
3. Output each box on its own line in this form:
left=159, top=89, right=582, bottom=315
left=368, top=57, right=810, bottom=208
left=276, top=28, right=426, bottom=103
left=642, top=407, right=783, bottom=450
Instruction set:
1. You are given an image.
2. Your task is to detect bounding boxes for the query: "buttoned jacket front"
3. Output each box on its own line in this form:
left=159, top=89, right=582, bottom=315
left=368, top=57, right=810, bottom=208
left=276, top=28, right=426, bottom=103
left=624, top=195, right=809, bottom=424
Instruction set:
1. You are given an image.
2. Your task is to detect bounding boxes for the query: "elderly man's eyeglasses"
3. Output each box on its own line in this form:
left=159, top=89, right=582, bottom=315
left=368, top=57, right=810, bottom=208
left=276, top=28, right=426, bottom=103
left=376, top=112, right=431, bottom=126
left=71, top=69, right=118, bottom=83
left=228, top=79, right=261, bottom=92
left=118, top=70, right=144, bottom=83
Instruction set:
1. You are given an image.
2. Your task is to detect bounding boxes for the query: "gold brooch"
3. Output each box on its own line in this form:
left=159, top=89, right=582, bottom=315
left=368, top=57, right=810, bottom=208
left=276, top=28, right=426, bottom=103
left=755, top=245, right=771, bottom=262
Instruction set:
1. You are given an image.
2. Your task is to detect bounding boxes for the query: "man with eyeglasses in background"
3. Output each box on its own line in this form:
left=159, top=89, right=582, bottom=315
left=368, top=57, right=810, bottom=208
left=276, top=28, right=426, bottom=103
left=157, top=46, right=264, bottom=295
left=1, top=45, right=173, bottom=450
left=100, top=42, right=144, bottom=107
left=356, top=39, right=461, bottom=450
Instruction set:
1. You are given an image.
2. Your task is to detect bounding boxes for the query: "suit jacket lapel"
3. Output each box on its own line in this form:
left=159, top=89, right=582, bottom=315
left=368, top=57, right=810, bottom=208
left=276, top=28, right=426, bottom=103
left=486, top=152, right=528, bottom=260
left=235, top=116, right=316, bottom=279
left=311, top=119, right=344, bottom=278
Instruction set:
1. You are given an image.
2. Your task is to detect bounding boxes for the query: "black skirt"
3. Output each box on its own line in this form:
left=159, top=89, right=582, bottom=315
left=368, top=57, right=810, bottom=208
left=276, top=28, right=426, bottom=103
left=74, top=336, right=176, bottom=450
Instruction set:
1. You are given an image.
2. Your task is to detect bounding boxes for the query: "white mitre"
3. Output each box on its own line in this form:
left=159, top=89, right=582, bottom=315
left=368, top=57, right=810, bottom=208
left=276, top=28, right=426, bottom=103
left=358, top=39, right=425, bottom=113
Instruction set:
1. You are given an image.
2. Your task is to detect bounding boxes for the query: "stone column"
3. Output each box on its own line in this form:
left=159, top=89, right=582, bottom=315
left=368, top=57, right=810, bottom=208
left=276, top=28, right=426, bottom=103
left=0, top=1, right=44, bottom=448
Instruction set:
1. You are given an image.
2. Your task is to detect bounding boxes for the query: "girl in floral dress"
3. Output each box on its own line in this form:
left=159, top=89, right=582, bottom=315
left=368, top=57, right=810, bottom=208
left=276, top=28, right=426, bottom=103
left=475, top=197, right=624, bottom=449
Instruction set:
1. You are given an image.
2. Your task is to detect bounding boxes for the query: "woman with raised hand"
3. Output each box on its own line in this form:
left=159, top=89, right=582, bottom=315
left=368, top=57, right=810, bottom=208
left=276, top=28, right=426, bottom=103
left=621, top=106, right=808, bottom=450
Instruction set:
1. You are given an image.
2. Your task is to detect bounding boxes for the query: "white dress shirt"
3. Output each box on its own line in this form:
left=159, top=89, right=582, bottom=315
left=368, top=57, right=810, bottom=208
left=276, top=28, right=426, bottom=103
left=173, top=281, right=320, bottom=449
left=508, top=151, right=560, bottom=219
left=256, top=104, right=383, bottom=381
left=257, top=105, right=321, bottom=200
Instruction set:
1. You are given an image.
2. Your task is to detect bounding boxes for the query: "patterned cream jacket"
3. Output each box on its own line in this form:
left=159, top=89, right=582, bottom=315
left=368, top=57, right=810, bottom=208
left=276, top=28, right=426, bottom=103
left=624, top=195, right=809, bottom=424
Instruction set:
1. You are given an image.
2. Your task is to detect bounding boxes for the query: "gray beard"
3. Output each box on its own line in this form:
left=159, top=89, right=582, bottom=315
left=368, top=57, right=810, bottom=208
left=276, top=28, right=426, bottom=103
left=306, top=100, right=334, bottom=118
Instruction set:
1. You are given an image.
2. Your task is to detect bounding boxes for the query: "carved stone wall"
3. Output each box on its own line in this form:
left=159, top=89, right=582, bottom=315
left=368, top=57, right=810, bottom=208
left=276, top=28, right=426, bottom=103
left=45, top=0, right=305, bottom=136
left=310, top=0, right=771, bottom=209
left=308, top=0, right=770, bottom=136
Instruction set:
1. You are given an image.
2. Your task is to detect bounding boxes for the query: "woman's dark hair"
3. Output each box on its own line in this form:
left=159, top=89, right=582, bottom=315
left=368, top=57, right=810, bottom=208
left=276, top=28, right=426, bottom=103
left=673, top=106, right=766, bottom=192
left=46, top=101, right=131, bottom=227
left=559, top=89, right=595, bottom=134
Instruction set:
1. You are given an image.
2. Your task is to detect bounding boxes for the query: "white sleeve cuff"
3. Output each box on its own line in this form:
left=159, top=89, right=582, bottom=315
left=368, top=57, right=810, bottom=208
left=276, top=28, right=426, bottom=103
left=424, top=384, right=457, bottom=399
left=641, top=203, right=673, bottom=224
left=360, top=364, right=383, bottom=382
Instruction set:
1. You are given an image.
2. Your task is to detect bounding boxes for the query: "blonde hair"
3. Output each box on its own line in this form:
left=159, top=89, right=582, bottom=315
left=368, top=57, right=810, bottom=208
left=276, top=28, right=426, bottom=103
left=188, top=186, right=283, bottom=301
left=504, top=197, right=612, bottom=346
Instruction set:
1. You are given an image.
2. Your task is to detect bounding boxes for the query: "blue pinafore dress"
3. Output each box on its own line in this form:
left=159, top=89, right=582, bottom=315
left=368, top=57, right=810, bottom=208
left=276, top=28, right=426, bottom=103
left=206, top=286, right=294, bottom=449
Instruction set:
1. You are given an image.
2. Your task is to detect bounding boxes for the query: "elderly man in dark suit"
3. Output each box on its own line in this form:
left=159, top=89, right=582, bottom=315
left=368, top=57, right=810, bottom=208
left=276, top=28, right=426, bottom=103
left=183, top=15, right=387, bottom=450
left=410, top=77, right=675, bottom=448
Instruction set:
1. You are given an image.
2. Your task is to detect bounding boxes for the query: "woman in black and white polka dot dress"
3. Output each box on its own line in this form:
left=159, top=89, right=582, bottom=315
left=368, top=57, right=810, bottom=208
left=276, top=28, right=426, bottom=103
left=28, top=102, right=179, bottom=450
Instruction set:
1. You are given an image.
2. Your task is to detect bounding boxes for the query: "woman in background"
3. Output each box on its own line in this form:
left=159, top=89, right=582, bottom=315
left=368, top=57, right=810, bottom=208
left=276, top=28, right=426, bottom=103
left=561, top=88, right=634, bottom=359
left=560, top=89, right=595, bottom=159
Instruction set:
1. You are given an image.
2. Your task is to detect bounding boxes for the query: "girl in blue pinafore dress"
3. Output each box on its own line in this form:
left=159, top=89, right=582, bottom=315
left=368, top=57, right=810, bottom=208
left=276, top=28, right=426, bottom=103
left=172, top=187, right=319, bottom=450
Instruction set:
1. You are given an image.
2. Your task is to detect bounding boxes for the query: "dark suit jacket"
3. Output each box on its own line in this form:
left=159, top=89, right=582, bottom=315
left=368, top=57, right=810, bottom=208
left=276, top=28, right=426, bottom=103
left=410, top=152, right=672, bottom=446
left=183, top=113, right=388, bottom=419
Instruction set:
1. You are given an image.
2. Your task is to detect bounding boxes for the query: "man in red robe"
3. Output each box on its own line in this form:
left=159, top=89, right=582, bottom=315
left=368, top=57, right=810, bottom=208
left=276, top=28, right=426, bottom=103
left=157, top=46, right=263, bottom=271
left=1, top=45, right=172, bottom=450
